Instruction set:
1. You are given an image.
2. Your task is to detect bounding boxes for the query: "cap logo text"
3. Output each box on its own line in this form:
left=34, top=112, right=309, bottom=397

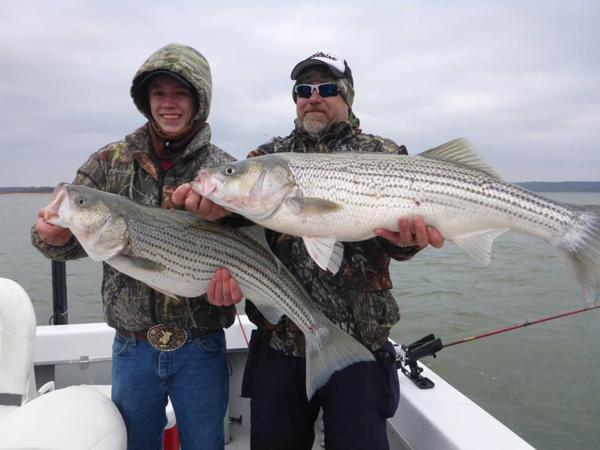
left=310, top=52, right=339, bottom=62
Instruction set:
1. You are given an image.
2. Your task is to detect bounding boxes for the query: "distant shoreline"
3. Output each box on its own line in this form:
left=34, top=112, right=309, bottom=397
left=1, top=182, right=599, bottom=194
left=0, top=187, right=54, bottom=194
left=514, top=181, right=600, bottom=193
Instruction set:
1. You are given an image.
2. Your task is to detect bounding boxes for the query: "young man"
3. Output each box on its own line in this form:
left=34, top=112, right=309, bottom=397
left=176, top=51, right=444, bottom=450
left=32, top=43, right=234, bottom=450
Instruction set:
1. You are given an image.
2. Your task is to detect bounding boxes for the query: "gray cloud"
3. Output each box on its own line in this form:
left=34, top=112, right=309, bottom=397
left=1, top=0, right=598, bottom=186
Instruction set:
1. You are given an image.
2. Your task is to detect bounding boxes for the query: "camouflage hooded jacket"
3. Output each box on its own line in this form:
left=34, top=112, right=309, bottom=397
left=245, top=121, right=421, bottom=356
left=31, top=43, right=236, bottom=332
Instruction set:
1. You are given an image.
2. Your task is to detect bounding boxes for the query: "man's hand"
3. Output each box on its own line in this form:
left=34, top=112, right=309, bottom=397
left=172, top=183, right=232, bottom=222
left=374, top=216, right=444, bottom=249
left=206, top=268, right=243, bottom=307
left=35, top=207, right=72, bottom=246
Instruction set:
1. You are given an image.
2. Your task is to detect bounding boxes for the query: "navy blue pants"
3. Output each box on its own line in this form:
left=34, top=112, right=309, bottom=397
left=241, top=330, right=400, bottom=450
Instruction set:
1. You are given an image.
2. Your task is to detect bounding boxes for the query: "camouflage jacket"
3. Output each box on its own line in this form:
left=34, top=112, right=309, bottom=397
left=31, top=43, right=236, bottom=332
left=32, top=123, right=237, bottom=331
left=245, top=121, right=421, bottom=356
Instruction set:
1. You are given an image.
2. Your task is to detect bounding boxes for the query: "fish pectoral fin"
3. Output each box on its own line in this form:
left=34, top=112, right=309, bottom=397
left=127, top=256, right=167, bottom=272
left=112, top=257, right=175, bottom=298
left=286, top=197, right=343, bottom=217
left=453, top=229, right=509, bottom=265
left=303, top=237, right=344, bottom=274
left=418, top=138, right=503, bottom=180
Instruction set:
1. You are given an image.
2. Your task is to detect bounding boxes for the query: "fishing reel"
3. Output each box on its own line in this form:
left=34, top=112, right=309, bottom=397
left=395, top=334, right=443, bottom=390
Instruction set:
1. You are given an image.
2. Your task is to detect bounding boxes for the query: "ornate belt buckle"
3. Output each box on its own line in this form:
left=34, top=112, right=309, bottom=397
left=147, top=325, right=187, bottom=352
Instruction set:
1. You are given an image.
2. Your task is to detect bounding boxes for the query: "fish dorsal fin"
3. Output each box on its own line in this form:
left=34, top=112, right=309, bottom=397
left=303, top=237, right=344, bottom=274
left=248, top=302, right=285, bottom=326
left=238, top=224, right=288, bottom=274
left=239, top=224, right=271, bottom=250
left=419, top=138, right=503, bottom=180
left=286, top=197, right=343, bottom=217
left=453, top=228, right=509, bottom=265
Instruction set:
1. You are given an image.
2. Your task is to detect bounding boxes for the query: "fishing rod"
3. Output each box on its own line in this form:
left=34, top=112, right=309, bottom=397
left=397, top=304, right=600, bottom=389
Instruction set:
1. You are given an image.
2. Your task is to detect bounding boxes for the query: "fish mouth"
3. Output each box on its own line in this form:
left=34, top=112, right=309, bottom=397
left=44, top=183, right=68, bottom=225
left=190, top=180, right=212, bottom=196
left=191, top=171, right=223, bottom=196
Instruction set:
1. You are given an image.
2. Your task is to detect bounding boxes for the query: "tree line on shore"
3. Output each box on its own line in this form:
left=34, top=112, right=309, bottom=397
left=0, top=186, right=54, bottom=194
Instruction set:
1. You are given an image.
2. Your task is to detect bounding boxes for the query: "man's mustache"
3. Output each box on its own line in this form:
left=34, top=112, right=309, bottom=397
left=304, top=107, right=327, bottom=113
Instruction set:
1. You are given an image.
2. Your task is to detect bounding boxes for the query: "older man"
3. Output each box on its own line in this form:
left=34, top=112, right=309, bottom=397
left=175, top=51, right=443, bottom=450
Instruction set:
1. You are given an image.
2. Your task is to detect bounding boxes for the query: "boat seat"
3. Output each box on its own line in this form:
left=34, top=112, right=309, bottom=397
left=0, top=278, right=37, bottom=412
left=0, top=405, right=17, bottom=422
left=86, top=384, right=177, bottom=429
left=0, top=278, right=125, bottom=448
left=0, top=385, right=126, bottom=450
left=87, top=384, right=180, bottom=449
left=1, top=278, right=178, bottom=448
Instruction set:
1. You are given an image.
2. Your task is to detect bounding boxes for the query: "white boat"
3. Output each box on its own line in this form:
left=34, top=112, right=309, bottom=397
left=0, top=277, right=535, bottom=449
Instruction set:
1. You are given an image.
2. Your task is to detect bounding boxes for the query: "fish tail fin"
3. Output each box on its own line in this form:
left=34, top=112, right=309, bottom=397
left=305, top=321, right=375, bottom=399
left=558, top=205, right=600, bottom=305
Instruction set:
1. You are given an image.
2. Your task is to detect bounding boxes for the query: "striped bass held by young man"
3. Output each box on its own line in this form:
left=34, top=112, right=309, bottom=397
left=44, top=183, right=375, bottom=398
left=193, top=138, right=600, bottom=305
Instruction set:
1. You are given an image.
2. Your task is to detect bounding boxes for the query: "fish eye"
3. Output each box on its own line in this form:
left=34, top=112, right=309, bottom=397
left=224, top=166, right=235, bottom=176
left=77, top=196, right=87, bottom=207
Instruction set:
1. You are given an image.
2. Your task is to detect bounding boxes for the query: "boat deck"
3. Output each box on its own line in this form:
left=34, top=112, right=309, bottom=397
left=26, top=319, right=532, bottom=450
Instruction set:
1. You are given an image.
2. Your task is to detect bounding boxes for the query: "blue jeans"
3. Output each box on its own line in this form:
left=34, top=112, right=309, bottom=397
left=111, top=330, right=228, bottom=450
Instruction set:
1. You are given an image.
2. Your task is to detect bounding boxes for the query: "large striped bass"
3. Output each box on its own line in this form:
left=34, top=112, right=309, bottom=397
left=192, top=139, right=600, bottom=305
left=44, top=184, right=374, bottom=398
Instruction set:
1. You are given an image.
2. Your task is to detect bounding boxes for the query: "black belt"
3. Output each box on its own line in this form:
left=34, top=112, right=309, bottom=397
left=116, top=325, right=215, bottom=351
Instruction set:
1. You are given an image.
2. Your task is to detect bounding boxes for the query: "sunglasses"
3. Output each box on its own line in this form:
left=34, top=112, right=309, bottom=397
left=294, top=83, right=339, bottom=99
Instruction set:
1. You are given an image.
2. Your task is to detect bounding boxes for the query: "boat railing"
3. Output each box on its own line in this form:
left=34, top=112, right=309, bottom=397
left=50, top=260, right=68, bottom=325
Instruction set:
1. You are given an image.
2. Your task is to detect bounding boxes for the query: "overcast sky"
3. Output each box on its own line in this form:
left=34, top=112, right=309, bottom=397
left=1, top=0, right=598, bottom=186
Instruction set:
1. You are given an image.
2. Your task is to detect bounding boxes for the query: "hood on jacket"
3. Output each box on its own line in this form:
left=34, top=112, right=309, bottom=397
left=130, top=43, right=212, bottom=125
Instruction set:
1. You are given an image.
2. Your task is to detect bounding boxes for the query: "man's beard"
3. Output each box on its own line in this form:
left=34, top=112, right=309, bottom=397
left=301, top=112, right=330, bottom=137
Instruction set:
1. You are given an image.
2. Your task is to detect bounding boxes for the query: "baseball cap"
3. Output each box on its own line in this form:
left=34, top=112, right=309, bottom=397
left=290, top=51, right=353, bottom=86
left=137, top=69, right=194, bottom=91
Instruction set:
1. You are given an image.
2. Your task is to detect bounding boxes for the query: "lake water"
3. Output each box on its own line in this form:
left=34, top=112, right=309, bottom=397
left=2, top=192, right=600, bottom=449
